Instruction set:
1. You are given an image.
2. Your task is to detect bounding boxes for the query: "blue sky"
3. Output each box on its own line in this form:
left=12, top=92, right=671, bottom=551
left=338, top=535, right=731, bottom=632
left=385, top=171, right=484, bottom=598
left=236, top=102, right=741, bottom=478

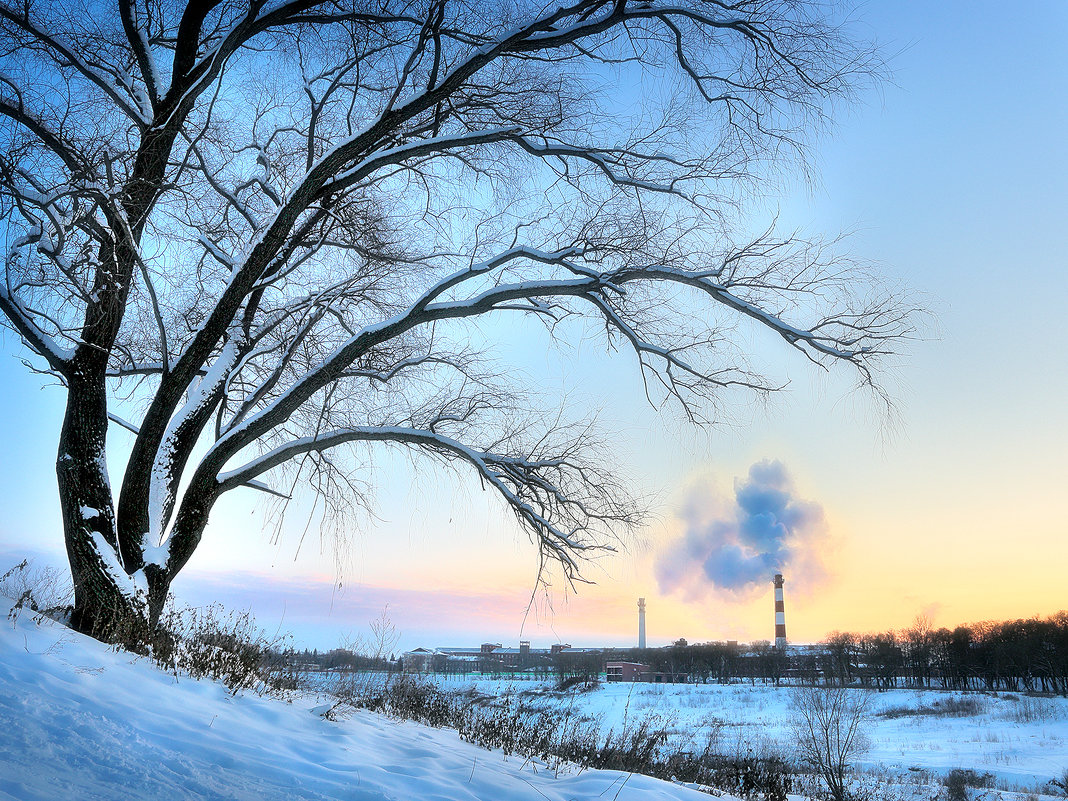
left=1, top=1, right=1066, bottom=651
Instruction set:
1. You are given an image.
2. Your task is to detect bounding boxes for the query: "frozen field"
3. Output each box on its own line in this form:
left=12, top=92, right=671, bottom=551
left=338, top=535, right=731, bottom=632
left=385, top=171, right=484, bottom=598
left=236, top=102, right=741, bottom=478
left=427, top=674, right=1068, bottom=795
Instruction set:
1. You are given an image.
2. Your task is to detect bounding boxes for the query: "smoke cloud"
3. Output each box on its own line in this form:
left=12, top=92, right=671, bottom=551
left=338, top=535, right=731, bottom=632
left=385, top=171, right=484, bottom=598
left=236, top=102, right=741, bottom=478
left=655, top=460, right=829, bottom=600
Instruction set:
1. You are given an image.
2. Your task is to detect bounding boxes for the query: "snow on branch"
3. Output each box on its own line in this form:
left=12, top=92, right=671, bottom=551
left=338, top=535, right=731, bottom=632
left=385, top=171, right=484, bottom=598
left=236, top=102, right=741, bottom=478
left=0, top=94, right=89, bottom=177
left=196, top=232, right=907, bottom=481
left=0, top=277, right=73, bottom=370
left=0, top=4, right=151, bottom=126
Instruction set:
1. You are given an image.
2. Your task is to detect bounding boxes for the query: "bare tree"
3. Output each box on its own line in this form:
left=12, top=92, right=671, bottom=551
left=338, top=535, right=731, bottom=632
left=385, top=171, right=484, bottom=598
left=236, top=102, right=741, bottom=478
left=0, top=0, right=914, bottom=640
left=792, top=685, right=870, bottom=801
left=904, top=613, right=934, bottom=688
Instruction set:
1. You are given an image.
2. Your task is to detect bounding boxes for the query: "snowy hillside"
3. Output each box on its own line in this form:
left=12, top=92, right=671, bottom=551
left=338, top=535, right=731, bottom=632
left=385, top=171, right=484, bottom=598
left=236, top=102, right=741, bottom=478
left=0, top=604, right=715, bottom=801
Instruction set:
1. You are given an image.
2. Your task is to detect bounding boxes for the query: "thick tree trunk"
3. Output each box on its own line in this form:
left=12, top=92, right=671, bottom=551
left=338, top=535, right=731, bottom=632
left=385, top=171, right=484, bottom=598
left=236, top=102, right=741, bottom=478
left=57, top=357, right=165, bottom=640
left=63, top=522, right=172, bottom=641
left=64, top=525, right=147, bottom=639
left=56, top=347, right=216, bottom=640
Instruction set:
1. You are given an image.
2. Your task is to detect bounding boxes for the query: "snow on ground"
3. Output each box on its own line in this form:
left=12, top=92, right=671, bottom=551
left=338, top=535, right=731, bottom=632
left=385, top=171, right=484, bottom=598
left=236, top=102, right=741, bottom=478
left=0, top=605, right=719, bottom=801
left=430, top=675, right=1068, bottom=793
left=5, top=603, right=1067, bottom=801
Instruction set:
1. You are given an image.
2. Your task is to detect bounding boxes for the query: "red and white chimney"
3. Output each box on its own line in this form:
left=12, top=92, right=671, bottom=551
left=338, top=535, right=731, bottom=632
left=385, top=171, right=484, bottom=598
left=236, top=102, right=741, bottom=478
left=773, top=573, right=787, bottom=649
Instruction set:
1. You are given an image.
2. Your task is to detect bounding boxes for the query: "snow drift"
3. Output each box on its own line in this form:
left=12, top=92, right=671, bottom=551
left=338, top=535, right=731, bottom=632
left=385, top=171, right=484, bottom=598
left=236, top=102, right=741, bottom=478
left=0, top=602, right=714, bottom=801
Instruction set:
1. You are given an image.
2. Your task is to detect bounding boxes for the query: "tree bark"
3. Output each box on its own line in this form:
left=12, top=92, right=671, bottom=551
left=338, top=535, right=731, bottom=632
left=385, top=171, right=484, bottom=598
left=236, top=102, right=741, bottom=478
left=57, top=352, right=174, bottom=639
left=58, top=358, right=134, bottom=634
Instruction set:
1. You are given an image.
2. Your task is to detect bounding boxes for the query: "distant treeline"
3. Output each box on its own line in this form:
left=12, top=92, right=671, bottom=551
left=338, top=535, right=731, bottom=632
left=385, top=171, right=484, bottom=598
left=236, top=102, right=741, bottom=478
left=636, top=612, right=1068, bottom=694
left=284, top=612, right=1068, bottom=696
left=806, top=612, right=1068, bottom=694
left=288, top=647, right=399, bottom=673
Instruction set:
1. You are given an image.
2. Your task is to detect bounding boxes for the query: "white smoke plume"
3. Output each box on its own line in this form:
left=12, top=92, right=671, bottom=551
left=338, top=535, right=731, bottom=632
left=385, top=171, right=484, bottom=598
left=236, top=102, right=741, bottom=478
left=655, top=460, right=830, bottom=600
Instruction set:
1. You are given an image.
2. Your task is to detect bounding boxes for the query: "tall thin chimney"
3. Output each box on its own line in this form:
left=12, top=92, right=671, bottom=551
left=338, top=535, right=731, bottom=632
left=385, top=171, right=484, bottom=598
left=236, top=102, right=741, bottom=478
left=773, top=574, right=787, bottom=649
left=638, top=597, right=647, bottom=649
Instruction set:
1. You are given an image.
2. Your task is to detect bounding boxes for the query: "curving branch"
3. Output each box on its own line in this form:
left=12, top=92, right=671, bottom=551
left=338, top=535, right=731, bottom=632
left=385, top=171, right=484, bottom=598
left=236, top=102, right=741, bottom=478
left=0, top=96, right=89, bottom=177
left=212, top=424, right=634, bottom=583
left=0, top=3, right=150, bottom=125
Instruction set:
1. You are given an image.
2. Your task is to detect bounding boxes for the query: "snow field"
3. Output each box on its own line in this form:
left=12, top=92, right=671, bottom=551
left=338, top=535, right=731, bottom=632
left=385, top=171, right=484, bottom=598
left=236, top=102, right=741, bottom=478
left=5, top=600, right=1068, bottom=801
left=0, top=605, right=719, bottom=801
left=427, top=676, right=1068, bottom=795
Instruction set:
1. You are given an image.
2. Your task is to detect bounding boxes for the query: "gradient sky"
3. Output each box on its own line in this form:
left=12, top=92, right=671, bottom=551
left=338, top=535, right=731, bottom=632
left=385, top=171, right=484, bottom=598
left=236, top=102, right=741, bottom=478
left=1, top=0, right=1066, bottom=653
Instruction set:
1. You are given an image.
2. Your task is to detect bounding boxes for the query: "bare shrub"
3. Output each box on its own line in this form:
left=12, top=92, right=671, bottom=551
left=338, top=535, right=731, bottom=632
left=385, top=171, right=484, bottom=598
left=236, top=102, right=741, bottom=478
left=1049, top=768, right=1068, bottom=796
left=932, top=697, right=987, bottom=716
left=792, top=686, right=870, bottom=801
left=556, top=675, right=601, bottom=692
left=321, top=608, right=402, bottom=717
left=0, top=559, right=72, bottom=620
left=1005, top=695, right=1063, bottom=723
left=692, top=751, right=793, bottom=801
left=943, top=770, right=968, bottom=801
left=331, top=675, right=794, bottom=799
left=155, top=604, right=297, bottom=696
left=0, top=565, right=298, bottom=696
left=943, top=768, right=994, bottom=801
left=878, top=696, right=986, bottom=719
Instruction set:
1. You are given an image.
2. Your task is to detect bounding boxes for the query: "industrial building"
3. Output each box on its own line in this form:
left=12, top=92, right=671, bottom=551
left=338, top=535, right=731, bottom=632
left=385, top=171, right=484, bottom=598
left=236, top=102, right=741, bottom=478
left=401, top=641, right=597, bottom=673
left=401, top=574, right=791, bottom=681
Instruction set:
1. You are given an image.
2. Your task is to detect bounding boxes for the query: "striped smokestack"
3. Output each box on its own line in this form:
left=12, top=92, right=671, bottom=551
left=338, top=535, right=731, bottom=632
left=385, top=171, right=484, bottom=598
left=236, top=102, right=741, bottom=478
left=773, top=574, right=787, bottom=649
left=638, top=597, right=647, bottom=649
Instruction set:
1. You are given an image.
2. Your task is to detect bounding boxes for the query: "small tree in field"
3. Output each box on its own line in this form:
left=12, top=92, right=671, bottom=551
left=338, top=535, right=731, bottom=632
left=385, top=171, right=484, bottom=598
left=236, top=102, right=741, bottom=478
left=792, top=685, right=870, bottom=801
left=0, top=0, right=914, bottom=641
